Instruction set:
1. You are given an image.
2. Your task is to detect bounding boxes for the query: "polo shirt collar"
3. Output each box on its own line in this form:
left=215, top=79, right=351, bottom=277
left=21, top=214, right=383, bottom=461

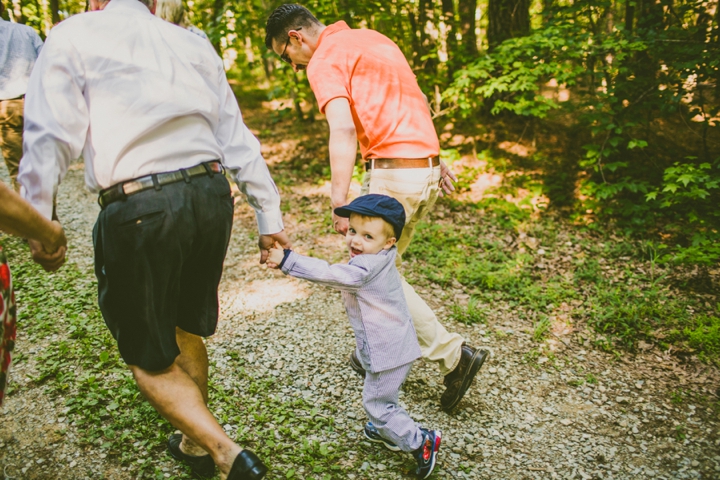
left=104, top=0, right=153, bottom=15
left=316, top=21, right=350, bottom=49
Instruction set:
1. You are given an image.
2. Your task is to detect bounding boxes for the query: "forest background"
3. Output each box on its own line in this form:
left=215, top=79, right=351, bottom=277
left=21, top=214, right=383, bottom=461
left=1, top=0, right=719, bottom=360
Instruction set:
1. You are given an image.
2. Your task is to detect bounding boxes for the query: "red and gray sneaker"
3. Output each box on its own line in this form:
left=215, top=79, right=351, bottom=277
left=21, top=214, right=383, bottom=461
left=363, top=422, right=401, bottom=451
left=412, top=428, right=441, bottom=479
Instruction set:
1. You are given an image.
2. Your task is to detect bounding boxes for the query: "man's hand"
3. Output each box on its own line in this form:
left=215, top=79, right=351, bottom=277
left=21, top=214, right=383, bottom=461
left=29, top=238, right=67, bottom=272
left=28, top=220, right=68, bottom=272
left=438, top=160, right=458, bottom=197
left=332, top=213, right=349, bottom=235
left=258, top=230, right=292, bottom=264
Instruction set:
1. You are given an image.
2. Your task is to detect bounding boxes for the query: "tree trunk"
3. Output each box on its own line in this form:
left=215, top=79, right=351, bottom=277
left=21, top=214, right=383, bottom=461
left=632, top=0, right=663, bottom=102
left=338, top=0, right=354, bottom=28
left=624, top=0, right=634, bottom=33
left=210, top=0, right=224, bottom=55
left=407, top=7, right=422, bottom=67
left=715, top=0, right=720, bottom=98
left=487, top=0, right=530, bottom=49
left=417, top=0, right=437, bottom=75
left=441, top=0, right=457, bottom=73
left=49, top=0, right=59, bottom=24
left=458, top=0, right=478, bottom=59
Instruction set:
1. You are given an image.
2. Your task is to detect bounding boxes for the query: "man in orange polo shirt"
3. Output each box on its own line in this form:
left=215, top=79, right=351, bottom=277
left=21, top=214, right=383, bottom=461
left=265, top=4, right=488, bottom=412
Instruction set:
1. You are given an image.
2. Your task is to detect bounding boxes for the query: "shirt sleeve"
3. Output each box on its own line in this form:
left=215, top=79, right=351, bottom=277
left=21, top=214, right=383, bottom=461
left=307, top=47, right=351, bottom=114
left=19, top=30, right=87, bottom=220
left=32, top=31, right=43, bottom=56
left=213, top=57, right=284, bottom=235
left=281, top=251, right=373, bottom=293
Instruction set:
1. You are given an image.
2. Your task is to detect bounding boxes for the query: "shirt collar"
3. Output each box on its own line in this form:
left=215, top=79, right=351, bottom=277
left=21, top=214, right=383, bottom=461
left=104, top=0, right=153, bottom=15
left=316, top=21, right=350, bottom=49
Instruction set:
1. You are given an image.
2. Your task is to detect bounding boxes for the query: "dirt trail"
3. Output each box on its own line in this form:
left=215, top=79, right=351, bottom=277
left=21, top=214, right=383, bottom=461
left=0, top=105, right=718, bottom=479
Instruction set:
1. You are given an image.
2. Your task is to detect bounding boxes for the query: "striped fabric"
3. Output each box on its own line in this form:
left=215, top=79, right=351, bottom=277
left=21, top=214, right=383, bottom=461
left=364, top=361, right=423, bottom=452
left=281, top=246, right=421, bottom=373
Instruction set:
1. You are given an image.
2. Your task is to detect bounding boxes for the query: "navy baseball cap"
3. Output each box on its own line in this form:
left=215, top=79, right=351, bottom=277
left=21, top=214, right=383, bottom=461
left=334, top=194, right=406, bottom=239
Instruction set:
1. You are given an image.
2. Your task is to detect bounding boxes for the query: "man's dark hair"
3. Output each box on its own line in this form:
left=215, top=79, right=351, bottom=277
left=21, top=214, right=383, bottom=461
left=265, top=4, right=322, bottom=49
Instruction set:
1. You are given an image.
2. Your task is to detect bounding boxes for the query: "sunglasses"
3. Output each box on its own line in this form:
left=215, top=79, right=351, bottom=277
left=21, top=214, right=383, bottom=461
left=280, top=27, right=302, bottom=64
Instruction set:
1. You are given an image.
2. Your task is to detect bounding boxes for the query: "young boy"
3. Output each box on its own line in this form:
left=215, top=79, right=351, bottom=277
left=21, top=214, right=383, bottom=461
left=267, top=194, right=441, bottom=478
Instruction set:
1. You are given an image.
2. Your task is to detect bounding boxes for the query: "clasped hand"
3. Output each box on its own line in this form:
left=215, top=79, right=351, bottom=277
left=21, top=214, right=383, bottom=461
left=28, top=220, right=68, bottom=272
left=258, top=230, right=291, bottom=266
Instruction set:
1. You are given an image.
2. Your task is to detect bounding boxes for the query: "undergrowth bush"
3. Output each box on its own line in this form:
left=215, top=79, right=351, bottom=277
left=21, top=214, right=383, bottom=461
left=444, top=0, right=720, bottom=266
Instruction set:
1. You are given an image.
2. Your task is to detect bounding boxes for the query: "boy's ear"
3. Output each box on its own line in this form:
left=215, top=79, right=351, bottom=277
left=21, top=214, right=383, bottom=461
left=383, top=237, right=397, bottom=250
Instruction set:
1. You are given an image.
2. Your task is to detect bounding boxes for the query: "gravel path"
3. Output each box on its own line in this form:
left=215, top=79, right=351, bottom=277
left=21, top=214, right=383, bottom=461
left=0, top=113, right=719, bottom=479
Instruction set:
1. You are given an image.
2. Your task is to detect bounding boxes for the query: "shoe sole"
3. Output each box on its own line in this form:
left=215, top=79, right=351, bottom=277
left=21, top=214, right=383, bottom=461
left=419, top=430, right=442, bottom=479
left=363, top=429, right=401, bottom=452
left=443, top=349, right=488, bottom=412
left=349, top=353, right=366, bottom=377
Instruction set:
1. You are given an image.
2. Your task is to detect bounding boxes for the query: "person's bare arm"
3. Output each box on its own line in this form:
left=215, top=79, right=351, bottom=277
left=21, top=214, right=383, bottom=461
left=0, top=182, right=67, bottom=271
left=324, top=97, right=357, bottom=235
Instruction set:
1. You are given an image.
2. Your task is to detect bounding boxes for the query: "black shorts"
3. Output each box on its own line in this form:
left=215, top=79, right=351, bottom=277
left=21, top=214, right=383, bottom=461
left=93, top=173, right=233, bottom=371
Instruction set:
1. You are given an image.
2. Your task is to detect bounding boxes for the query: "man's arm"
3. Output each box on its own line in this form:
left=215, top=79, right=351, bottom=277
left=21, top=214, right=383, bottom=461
left=324, top=97, right=357, bottom=235
left=212, top=55, right=291, bottom=260
left=20, top=29, right=86, bottom=221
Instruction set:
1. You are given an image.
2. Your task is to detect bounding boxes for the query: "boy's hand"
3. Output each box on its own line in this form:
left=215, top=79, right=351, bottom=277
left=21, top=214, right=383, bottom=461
left=258, top=230, right=292, bottom=264
left=266, top=247, right=285, bottom=269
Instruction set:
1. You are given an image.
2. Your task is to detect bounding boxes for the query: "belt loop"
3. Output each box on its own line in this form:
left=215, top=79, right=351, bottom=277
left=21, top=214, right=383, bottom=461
left=203, top=162, right=215, bottom=178
left=428, top=157, right=432, bottom=169
left=152, top=174, right=162, bottom=191
left=371, top=158, right=375, bottom=170
left=181, top=168, right=191, bottom=183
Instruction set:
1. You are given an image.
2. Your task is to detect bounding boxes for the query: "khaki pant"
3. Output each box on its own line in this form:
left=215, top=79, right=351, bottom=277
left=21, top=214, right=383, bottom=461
left=0, top=98, right=24, bottom=192
left=362, top=164, right=464, bottom=375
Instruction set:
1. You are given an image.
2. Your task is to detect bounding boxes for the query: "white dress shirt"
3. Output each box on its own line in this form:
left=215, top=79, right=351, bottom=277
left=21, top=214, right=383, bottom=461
left=0, top=19, right=43, bottom=100
left=18, top=0, right=283, bottom=234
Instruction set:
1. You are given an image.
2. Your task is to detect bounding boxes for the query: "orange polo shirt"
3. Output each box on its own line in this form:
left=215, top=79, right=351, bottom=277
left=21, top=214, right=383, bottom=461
left=306, top=22, right=440, bottom=160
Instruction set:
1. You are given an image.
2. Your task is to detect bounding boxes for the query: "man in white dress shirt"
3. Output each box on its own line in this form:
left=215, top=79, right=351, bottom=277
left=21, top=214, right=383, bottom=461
left=18, top=0, right=286, bottom=478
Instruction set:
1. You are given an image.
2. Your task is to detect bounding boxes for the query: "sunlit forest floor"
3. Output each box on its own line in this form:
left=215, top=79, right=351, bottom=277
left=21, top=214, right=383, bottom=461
left=0, top=88, right=718, bottom=479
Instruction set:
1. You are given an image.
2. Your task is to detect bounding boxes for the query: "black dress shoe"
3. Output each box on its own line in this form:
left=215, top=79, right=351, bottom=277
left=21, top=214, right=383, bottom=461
left=227, top=450, right=268, bottom=480
left=167, top=433, right=215, bottom=479
left=349, top=351, right=366, bottom=377
left=440, top=344, right=488, bottom=411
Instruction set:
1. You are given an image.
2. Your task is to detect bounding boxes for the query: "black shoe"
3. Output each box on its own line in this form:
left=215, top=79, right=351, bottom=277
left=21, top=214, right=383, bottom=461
left=167, top=433, right=215, bottom=479
left=349, top=351, right=366, bottom=377
left=412, top=428, right=441, bottom=479
left=227, top=450, right=268, bottom=480
left=440, top=344, right=488, bottom=411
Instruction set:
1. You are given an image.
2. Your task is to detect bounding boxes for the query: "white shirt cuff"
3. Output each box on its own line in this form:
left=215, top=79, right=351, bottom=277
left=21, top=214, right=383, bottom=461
left=255, top=209, right=284, bottom=235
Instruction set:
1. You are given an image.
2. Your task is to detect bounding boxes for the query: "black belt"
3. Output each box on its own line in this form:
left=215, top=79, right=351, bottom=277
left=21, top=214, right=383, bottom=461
left=364, top=157, right=439, bottom=170
left=98, top=160, right=224, bottom=209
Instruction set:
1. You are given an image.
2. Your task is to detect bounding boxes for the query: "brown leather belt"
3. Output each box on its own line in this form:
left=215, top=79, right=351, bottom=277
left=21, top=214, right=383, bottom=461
left=364, top=157, right=439, bottom=171
left=98, top=160, right=223, bottom=209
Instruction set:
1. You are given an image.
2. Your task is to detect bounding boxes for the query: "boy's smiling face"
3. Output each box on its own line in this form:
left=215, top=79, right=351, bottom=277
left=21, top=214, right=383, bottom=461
left=345, top=214, right=396, bottom=258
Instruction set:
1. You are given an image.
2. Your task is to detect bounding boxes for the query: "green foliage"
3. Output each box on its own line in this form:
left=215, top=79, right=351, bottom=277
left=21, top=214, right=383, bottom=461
left=668, top=315, right=720, bottom=363
left=450, top=296, right=487, bottom=325
left=445, top=0, right=720, bottom=266
left=444, top=23, right=587, bottom=118
left=533, top=316, right=551, bottom=342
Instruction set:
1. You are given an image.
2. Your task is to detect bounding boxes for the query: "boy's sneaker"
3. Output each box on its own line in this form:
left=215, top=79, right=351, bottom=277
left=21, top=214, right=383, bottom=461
left=412, top=428, right=441, bottom=479
left=363, top=422, right=401, bottom=451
